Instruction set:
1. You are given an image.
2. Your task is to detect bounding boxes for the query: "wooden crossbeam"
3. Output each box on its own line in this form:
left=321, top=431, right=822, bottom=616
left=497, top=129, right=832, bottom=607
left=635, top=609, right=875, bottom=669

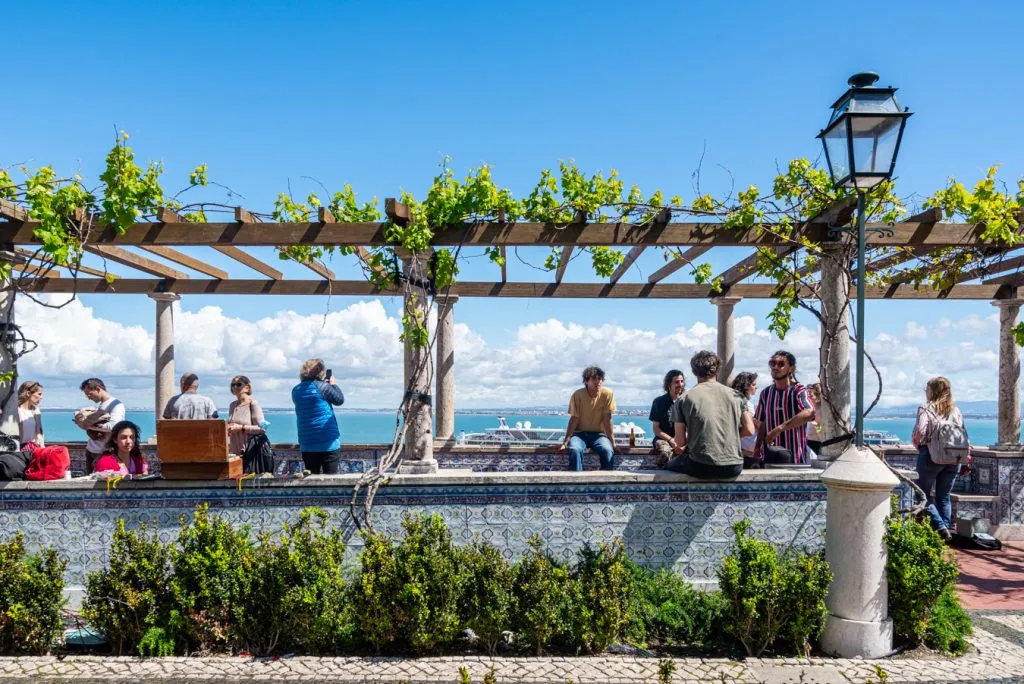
left=14, top=277, right=1006, bottom=300
left=609, top=246, right=644, bottom=284
left=85, top=245, right=189, bottom=279
left=714, top=246, right=799, bottom=289
left=318, top=207, right=386, bottom=280
left=12, top=248, right=111, bottom=278
left=138, top=246, right=229, bottom=279
left=210, top=246, right=282, bottom=279
left=0, top=199, right=28, bottom=222
left=13, top=263, right=60, bottom=278
left=648, top=246, right=712, bottom=284
left=555, top=246, right=573, bottom=284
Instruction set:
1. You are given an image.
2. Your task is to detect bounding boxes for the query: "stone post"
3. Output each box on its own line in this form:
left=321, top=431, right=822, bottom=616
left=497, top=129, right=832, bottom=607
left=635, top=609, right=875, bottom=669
left=993, top=297, right=1023, bottom=448
left=817, top=244, right=852, bottom=460
left=0, top=280, right=19, bottom=438
left=819, top=444, right=899, bottom=658
left=435, top=294, right=458, bottom=442
left=397, top=249, right=437, bottom=473
left=711, top=296, right=741, bottom=384
left=149, top=293, right=180, bottom=420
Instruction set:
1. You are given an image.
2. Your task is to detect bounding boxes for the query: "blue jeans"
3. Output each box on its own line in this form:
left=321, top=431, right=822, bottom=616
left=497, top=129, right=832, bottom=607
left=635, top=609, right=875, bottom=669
left=916, top=446, right=959, bottom=531
left=568, top=432, right=614, bottom=471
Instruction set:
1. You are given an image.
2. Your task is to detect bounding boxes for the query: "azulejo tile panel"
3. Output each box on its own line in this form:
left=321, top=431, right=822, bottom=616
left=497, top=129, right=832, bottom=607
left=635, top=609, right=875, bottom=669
left=0, top=478, right=827, bottom=587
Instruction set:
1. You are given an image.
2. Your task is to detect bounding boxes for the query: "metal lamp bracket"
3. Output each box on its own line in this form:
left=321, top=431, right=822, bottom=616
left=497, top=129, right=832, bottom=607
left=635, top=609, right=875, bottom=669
left=826, top=224, right=896, bottom=241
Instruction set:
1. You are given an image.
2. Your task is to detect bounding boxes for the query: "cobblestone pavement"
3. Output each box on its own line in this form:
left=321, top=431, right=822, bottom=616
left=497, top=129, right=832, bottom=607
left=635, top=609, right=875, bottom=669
left=1, top=612, right=1022, bottom=684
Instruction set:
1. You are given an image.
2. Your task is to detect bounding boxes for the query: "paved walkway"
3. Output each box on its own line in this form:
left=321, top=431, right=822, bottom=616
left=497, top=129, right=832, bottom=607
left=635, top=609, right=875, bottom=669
left=1, top=612, right=1023, bottom=683
left=957, top=541, right=1024, bottom=610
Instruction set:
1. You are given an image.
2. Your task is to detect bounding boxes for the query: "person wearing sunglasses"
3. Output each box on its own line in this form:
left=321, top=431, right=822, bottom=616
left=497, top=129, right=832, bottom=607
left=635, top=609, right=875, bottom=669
left=227, top=375, right=266, bottom=456
left=162, top=372, right=219, bottom=420
left=752, top=351, right=814, bottom=465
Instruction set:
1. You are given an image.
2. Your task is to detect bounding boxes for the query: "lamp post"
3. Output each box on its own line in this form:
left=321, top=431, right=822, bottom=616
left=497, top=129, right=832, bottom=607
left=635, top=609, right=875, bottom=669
left=815, top=72, right=911, bottom=659
left=817, top=72, right=911, bottom=446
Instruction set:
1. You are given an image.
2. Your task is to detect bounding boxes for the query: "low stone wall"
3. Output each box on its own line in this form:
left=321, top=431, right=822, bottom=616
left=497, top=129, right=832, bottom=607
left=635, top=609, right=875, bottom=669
left=0, top=470, right=827, bottom=594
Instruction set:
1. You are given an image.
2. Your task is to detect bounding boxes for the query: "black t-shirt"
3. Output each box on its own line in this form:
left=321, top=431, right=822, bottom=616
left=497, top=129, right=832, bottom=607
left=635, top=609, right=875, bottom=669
left=648, top=393, right=675, bottom=442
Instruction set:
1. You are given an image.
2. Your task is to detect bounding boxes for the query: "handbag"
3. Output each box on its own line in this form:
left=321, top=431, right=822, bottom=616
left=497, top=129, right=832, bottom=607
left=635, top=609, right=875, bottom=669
left=764, top=445, right=795, bottom=464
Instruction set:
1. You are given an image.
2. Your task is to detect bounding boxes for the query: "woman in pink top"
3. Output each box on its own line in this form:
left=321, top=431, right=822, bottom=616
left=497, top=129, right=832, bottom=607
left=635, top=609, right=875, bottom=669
left=227, top=375, right=266, bottom=456
left=912, top=376, right=963, bottom=541
left=93, top=421, right=148, bottom=477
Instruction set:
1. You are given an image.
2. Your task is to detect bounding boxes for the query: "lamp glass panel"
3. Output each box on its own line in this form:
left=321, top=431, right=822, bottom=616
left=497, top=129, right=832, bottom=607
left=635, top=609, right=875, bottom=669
left=848, top=91, right=901, bottom=114
left=822, top=119, right=850, bottom=184
left=849, top=115, right=902, bottom=175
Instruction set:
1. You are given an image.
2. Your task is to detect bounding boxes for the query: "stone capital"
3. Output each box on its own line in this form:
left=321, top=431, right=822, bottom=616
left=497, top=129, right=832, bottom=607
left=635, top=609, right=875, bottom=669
left=820, top=444, right=899, bottom=491
left=148, top=293, right=181, bottom=303
left=710, top=296, right=742, bottom=308
left=435, top=294, right=460, bottom=307
left=992, top=299, right=1024, bottom=309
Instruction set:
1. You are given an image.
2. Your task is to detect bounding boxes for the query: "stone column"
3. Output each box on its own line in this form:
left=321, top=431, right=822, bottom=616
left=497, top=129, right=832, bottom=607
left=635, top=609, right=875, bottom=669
left=0, top=279, right=19, bottom=437
left=435, top=294, right=458, bottom=442
left=711, top=296, right=741, bottom=383
left=817, top=245, right=852, bottom=461
left=993, top=297, right=1023, bottom=448
left=149, top=293, right=180, bottom=420
left=397, top=249, right=437, bottom=473
left=819, top=444, right=899, bottom=658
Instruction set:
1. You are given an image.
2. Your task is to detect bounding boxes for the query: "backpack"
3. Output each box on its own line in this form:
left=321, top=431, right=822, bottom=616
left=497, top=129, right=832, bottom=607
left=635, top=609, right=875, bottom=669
left=925, top=406, right=970, bottom=465
left=0, top=450, right=29, bottom=480
left=242, top=433, right=275, bottom=474
left=25, top=445, right=70, bottom=481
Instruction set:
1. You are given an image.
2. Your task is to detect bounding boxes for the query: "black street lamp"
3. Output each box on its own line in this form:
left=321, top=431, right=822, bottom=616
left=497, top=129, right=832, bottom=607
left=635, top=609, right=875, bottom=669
left=818, top=72, right=911, bottom=447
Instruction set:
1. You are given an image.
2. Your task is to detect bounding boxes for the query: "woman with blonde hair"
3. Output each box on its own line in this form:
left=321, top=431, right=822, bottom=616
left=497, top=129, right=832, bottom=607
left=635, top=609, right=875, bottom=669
left=912, top=376, right=964, bottom=541
left=226, top=375, right=266, bottom=456
left=17, top=381, right=44, bottom=447
left=291, top=358, right=345, bottom=474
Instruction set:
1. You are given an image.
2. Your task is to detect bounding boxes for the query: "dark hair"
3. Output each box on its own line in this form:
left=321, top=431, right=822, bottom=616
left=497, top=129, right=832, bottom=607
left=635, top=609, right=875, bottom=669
left=770, top=350, right=798, bottom=382
left=104, top=420, right=143, bottom=463
left=180, top=372, right=199, bottom=390
left=731, top=372, right=758, bottom=397
left=80, top=378, right=106, bottom=392
left=690, top=350, right=721, bottom=380
left=582, top=366, right=605, bottom=383
left=663, top=369, right=685, bottom=393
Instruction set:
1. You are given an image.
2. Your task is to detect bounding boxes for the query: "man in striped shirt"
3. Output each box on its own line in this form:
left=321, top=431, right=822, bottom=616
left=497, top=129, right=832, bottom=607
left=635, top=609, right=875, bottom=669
left=753, top=351, right=815, bottom=464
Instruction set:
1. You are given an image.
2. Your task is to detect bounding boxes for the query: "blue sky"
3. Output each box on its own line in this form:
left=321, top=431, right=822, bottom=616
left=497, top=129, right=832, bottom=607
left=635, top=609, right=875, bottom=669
left=4, top=1, right=1024, bottom=409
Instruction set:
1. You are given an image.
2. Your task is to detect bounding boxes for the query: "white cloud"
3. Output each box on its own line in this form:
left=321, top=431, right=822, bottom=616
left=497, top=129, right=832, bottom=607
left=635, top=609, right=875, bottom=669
left=9, top=295, right=1013, bottom=411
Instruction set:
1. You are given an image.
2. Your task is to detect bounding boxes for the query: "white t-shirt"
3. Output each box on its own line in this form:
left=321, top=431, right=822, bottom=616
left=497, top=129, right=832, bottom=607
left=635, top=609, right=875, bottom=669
left=18, top=406, right=43, bottom=447
left=86, top=397, right=125, bottom=453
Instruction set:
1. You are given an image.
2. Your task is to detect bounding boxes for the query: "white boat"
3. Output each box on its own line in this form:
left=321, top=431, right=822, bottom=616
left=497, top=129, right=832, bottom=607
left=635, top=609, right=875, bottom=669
left=862, top=430, right=906, bottom=448
left=457, top=417, right=652, bottom=448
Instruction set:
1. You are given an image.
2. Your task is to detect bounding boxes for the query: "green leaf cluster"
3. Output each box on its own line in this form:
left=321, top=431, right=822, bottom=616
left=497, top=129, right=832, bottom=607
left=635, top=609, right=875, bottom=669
left=623, top=560, right=727, bottom=648
left=0, top=534, right=66, bottom=655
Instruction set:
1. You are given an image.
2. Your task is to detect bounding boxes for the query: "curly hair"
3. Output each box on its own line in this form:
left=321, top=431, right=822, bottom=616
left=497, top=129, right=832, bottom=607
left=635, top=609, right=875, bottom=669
left=730, top=372, right=758, bottom=398
left=690, top=351, right=721, bottom=380
left=662, top=369, right=685, bottom=393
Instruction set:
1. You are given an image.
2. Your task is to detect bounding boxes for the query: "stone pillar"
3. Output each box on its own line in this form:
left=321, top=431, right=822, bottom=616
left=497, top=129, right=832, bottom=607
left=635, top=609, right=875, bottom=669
left=435, top=294, right=458, bottom=442
left=711, top=297, right=741, bottom=384
left=397, top=250, right=437, bottom=473
left=0, top=281, right=18, bottom=437
left=817, top=245, right=852, bottom=461
left=149, top=293, right=180, bottom=420
left=993, top=297, right=1023, bottom=447
left=819, top=444, right=899, bottom=658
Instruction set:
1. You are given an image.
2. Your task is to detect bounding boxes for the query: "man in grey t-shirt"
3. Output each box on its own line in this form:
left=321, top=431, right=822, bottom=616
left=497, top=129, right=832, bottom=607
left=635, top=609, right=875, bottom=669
left=667, top=351, right=755, bottom=479
left=163, top=372, right=219, bottom=420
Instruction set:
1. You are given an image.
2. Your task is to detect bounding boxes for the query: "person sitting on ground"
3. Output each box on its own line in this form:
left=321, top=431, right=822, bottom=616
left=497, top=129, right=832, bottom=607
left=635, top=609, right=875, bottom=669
left=666, top=351, right=754, bottom=479
left=162, top=372, right=219, bottom=420
left=912, top=376, right=965, bottom=541
left=17, top=381, right=44, bottom=447
left=730, top=372, right=759, bottom=462
left=558, top=366, right=616, bottom=471
left=292, top=359, right=345, bottom=474
left=649, top=370, right=685, bottom=468
left=753, top=351, right=814, bottom=465
left=227, top=375, right=266, bottom=456
left=79, top=378, right=126, bottom=473
left=93, top=420, right=149, bottom=477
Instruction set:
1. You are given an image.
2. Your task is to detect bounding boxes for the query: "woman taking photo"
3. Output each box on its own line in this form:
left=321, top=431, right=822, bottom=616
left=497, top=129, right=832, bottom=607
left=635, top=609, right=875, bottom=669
left=93, top=420, right=149, bottom=477
left=226, top=375, right=266, bottom=456
left=292, top=358, right=345, bottom=474
left=912, top=376, right=964, bottom=541
left=17, top=381, right=44, bottom=447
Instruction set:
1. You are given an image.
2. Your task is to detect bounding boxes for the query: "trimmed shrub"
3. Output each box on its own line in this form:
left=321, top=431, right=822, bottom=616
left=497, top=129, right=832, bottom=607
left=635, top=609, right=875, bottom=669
left=0, top=534, right=66, bottom=655
left=513, top=536, right=572, bottom=655
left=351, top=528, right=399, bottom=653
left=885, top=513, right=967, bottom=651
left=925, top=587, right=973, bottom=656
left=717, top=520, right=831, bottom=656
left=83, top=520, right=174, bottom=655
left=625, top=561, right=727, bottom=647
left=461, top=540, right=517, bottom=654
left=569, top=541, right=632, bottom=653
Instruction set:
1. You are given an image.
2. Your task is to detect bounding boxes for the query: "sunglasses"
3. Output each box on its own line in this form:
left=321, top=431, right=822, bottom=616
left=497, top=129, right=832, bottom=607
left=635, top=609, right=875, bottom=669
left=769, top=360, right=788, bottom=368
left=230, top=382, right=245, bottom=388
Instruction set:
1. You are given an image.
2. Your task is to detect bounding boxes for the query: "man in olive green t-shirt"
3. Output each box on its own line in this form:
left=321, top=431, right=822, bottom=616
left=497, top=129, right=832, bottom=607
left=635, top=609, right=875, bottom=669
left=558, top=366, right=616, bottom=471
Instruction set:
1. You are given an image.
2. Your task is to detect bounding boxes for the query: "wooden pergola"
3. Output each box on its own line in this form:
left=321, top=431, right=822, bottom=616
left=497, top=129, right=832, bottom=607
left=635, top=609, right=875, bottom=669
left=2, top=198, right=1023, bottom=467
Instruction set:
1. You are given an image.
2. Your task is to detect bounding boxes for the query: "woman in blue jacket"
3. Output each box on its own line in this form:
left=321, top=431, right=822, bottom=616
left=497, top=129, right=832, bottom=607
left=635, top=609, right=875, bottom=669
left=291, top=358, right=345, bottom=473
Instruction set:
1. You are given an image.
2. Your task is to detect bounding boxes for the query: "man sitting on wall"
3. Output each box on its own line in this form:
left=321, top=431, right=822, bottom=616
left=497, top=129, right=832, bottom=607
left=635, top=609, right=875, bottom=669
left=78, top=378, right=126, bottom=474
left=667, top=350, right=754, bottom=479
left=162, top=372, right=219, bottom=420
left=649, top=369, right=685, bottom=468
left=558, top=366, right=616, bottom=471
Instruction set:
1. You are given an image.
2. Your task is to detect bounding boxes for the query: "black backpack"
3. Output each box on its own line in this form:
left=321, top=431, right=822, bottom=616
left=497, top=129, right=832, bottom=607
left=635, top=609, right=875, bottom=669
left=242, top=433, right=275, bottom=474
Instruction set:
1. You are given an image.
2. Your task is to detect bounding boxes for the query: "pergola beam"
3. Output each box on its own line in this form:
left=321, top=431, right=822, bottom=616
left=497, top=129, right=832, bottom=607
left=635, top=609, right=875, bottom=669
left=647, top=246, right=712, bottom=284
left=84, top=245, right=190, bottom=280
left=210, top=246, right=283, bottom=279
left=138, top=246, right=229, bottom=279
left=609, top=246, right=645, bottom=284
left=14, top=277, right=1005, bottom=300
left=1, top=218, right=1004, bottom=248
left=554, top=246, right=572, bottom=284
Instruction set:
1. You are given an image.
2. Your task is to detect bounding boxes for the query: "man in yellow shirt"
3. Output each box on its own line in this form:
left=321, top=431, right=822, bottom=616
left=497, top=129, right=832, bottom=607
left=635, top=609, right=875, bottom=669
left=558, top=366, right=616, bottom=471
